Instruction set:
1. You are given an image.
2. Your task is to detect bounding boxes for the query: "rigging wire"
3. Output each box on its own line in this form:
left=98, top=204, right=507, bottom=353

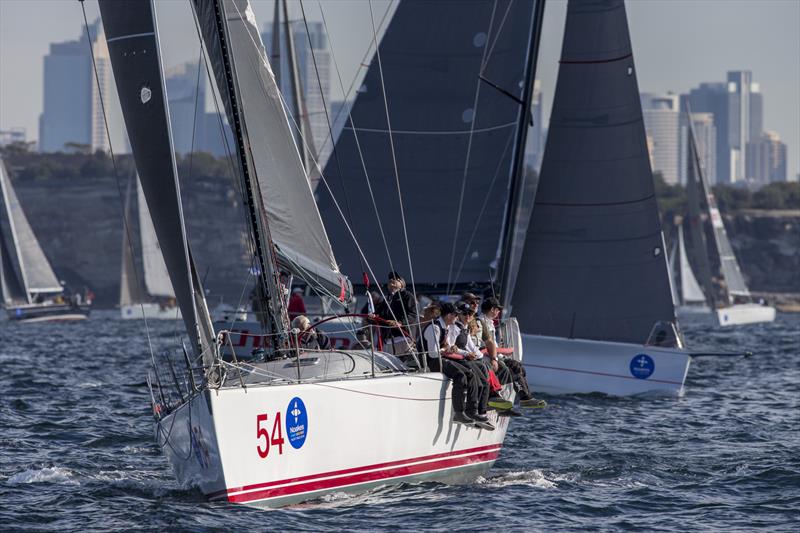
left=367, top=0, right=419, bottom=319
left=316, top=0, right=397, bottom=282
left=79, top=0, right=156, bottom=367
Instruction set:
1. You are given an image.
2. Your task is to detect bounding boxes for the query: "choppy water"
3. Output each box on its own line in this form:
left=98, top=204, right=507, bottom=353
left=1, top=312, right=798, bottom=531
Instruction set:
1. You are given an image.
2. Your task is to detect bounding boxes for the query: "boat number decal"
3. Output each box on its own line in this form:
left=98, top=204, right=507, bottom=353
left=630, top=354, right=655, bottom=379
left=286, top=397, right=308, bottom=450
left=255, top=412, right=284, bottom=459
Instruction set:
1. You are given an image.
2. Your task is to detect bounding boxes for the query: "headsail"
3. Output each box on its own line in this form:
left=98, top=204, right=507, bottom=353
left=193, top=0, right=350, bottom=303
left=316, top=0, right=539, bottom=287
left=119, top=174, right=140, bottom=307
left=678, top=223, right=705, bottom=304
left=0, top=156, right=61, bottom=300
left=137, top=178, right=175, bottom=298
left=99, top=0, right=216, bottom=358
left=510, top=0, right=677, bottom=345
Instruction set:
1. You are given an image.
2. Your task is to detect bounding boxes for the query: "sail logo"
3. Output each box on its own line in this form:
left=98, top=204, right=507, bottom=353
left=286, top=397, right=308, bottom=449
left=140, top=86, right=152, bottom=104
left=630, top=354, right=655, bottom=379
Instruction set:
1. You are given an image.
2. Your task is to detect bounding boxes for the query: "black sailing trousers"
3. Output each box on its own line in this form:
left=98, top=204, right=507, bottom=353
left=429, top=357, right=479, bottom=415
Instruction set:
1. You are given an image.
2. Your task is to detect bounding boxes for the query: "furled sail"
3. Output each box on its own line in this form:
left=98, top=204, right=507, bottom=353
left=193, top=0, right=350, bottom=301
left=510, top=0, right=676, bottom=345
left=99, top=0, right=216, bottom=358
left=316, top=0, right=539, bottom=287
left=678, top=223, right=705, bottom=304
left=138, top=179, right=175, bottom=298
left=684, top=123, right=749, bottom=306
left=0, top=156, right=61, bottom=298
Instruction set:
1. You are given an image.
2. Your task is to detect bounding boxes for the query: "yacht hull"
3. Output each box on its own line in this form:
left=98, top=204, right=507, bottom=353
left=521, top=334, right=690, bottom=396
left=159, top=373, right=512, bottom=508
left=717, top=304, right=776, bottom=327
left=7, top=303, right=91, bottom=323
left=120, top=303, right=181, bottom=320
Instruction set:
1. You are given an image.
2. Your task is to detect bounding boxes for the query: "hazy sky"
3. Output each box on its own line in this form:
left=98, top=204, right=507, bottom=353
left=1, top=0, right=798, bottom=177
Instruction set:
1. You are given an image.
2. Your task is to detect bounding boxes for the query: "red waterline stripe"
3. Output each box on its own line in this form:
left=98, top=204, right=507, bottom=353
left=524, top=363, right=683, bottom=386
left=560, top=52, right=633, bottom=64
left=226, top=449, right=500, bottom=504
left=208, top=443, right=501, bottom=499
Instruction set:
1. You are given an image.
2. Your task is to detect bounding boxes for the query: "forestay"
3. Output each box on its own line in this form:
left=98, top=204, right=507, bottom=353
left=0, top=156, right=62, bottom=297
left=137, top=178, right=175, bottom=298
left=99, top=0, right=216, bottom=358
left=193, top=0, right=349, bottom=300
left=511, top=0, right=677, bottom=345
left=316, top=0, right=538, bottom=287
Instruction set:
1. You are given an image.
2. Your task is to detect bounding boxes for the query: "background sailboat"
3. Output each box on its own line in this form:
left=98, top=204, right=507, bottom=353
left=100, top=0, right=526, bottom=508
left=119, top=174, right=181, bottom=320
left=509, top=0, right=691, bottom=396
left=0, top=156, right=91, bottom=322
left=684, top=117, right=776, bottom=327
left=669, top=222, right=711, bottom=315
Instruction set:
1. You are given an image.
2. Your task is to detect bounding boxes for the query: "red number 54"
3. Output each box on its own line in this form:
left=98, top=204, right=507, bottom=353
left=256, top=412, right=284, bottom=459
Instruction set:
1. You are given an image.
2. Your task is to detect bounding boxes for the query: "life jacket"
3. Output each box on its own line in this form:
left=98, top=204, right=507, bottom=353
left=421, top=319, right=446, bottom=356
left=454, top=321, right=470, bottom=350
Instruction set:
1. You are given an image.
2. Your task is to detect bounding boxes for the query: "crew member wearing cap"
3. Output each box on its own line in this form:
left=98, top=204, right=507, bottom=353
left=479, top=297, right=546, bottom=408
left=421, top=302, right=491, bottom=429
left=374, top=271, right=419, bottom=356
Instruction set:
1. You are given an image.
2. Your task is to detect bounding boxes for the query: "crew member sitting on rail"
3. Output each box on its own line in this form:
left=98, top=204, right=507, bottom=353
left=478, top=298, right=546, bottom=408
left=291, top=315, right=331, bottom=351
left=421, top=303, right=490, bottom=429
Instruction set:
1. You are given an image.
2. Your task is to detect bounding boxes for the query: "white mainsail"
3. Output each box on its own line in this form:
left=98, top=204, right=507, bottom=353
left=215, top=0, right=347, bottom=297
left=678, top=223, right=705, bottom=304
left=137, top=179, right=175, bottom=298
left=0, top=157, right=62, bottom=300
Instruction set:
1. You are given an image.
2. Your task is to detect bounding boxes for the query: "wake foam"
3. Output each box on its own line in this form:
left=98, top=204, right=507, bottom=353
left=7, top=466, right=79, bottom=486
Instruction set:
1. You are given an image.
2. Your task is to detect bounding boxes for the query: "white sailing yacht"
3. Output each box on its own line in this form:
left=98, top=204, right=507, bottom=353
left=119, top=175, right=181, bottom=320
left=669, top=222, right=711, bottom=315
left=683, top=117, right=776, bottom=327
left=0, top=156, right=91, bottom=322
left=100, top=0, right=523, bottom=507
left=507, top=0, right=692, bottom=396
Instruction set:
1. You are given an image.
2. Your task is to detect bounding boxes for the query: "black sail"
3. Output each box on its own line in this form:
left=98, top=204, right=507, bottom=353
left=99, top=0, right=215, bottom=356
left=510, top=0, right=676, bottom=345
left=317, top=0, right=538, bottom=288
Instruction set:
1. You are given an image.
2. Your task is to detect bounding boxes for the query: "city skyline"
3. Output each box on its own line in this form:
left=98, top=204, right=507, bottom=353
left=1, top=0, right=798, bottom=178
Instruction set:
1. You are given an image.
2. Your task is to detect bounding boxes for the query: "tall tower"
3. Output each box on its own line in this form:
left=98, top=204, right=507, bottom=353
left=641, top=92, right=680, bottom=185
left=726, top=70, right=752, bottom=183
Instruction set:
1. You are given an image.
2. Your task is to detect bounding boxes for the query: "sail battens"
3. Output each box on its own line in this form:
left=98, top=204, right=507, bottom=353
left=510, top=0, right=676, bottom=346
left=105, top=31, right=155, bottom=43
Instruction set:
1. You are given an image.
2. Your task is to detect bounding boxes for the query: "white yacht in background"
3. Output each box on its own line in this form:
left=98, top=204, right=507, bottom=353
left=0, top=156, right=91, bottom=322
left=670, top=222, right=711, bottom=316
left=683, top=115, right=776, bottom=327
left=119, top=175, right=180, bottom=320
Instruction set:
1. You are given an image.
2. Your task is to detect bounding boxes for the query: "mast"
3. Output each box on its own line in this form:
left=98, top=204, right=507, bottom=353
left=497, top=0, right=546, bottom=306
left=282, top=0, right=317, bottom=177
left=203, top=0, right=290, bottom=340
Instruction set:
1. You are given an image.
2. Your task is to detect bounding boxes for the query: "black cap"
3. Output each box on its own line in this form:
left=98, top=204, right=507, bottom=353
left=440, top=302, right=457, bottom=316
left=462, top=292, right=480, bottom=303
left=481, top=297, right=503, bottom=313
left=456, top=302, right=474, bottom=315
left=388, top=270, right=403, bottom=281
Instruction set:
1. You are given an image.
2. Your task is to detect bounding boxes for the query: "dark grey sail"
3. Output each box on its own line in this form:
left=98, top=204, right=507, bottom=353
left=99, top=0, right=216, bottom=358
left=684, top=121, right=749, bottom=307
left=510, top=0, right=676, bottom=345
left=316, top=0, right=539, bottom=288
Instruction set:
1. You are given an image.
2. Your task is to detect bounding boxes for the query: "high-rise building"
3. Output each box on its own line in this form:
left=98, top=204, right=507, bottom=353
left=679, top=112, right=717, bottom=185
left=747, top=131, right=787, bottom=183
left=726, top=70, right=753, bottom=183
left=262, top=20, right=331, bottom=171
left=165, top=62, right=206, bottom=155
left=39, top=18, right=122, bottom=153
left=641, top=92, right=680, bottom=185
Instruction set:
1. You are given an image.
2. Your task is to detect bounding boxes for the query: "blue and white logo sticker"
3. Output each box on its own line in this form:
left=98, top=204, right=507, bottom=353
left=630, top=354, right=655, bottom=379
left=286, top=397, right=308, bottom=449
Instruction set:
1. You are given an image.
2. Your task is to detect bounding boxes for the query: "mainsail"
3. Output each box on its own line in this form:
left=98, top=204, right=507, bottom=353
left=193, top=0, right=350, bottom=303
left=99, top=0, right=216, bottom=358
left=510, top=0, right=676, bottom=345
left=684, top=122, right=750, bottom=307
left=316, top=0, right=539, bottom=287
left=0, top=156, right=62, bottom=302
